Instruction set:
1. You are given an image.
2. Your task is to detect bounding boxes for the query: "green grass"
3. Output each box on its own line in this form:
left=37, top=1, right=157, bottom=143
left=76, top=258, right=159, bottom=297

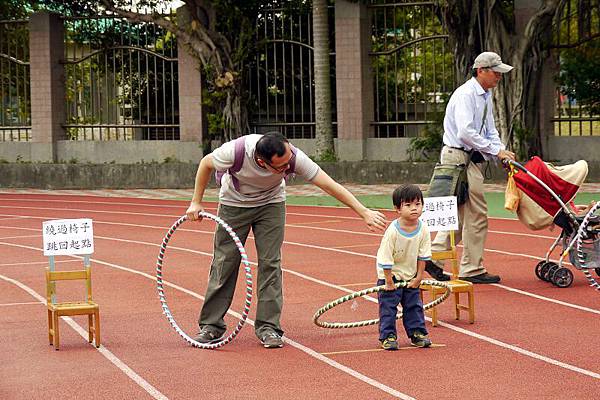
left=193, top=192, right=599, bottom=219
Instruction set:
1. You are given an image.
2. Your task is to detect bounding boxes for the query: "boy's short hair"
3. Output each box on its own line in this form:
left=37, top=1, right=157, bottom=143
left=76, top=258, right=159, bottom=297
left=392, top=184, right=424, bottom=208
left=256, top=131, right=289, bottom=160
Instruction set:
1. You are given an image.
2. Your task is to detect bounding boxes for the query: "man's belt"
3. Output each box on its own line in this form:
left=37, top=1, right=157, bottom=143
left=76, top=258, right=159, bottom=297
left=444, top=145, right=485, bottom=163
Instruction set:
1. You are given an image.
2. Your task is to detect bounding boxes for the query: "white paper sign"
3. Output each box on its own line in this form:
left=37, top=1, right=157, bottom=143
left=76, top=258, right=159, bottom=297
left=420, top=196, right=459, bottom=232
left=42, top=219, right=94, bottom=256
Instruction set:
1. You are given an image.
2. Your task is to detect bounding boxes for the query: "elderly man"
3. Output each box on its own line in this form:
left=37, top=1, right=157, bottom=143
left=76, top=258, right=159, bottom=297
left=425, top=51, right=516, bottom=284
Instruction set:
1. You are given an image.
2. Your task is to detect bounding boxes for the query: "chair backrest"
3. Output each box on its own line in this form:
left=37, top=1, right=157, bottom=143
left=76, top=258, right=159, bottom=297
left=46, top=267, right=93, bottom=304
left=431, top=230, right=459, bottom=279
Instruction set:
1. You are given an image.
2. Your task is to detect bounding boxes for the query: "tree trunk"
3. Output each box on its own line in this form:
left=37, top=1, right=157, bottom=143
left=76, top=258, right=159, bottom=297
left=440, top=0, right=563, bottom=159
left=312, top=0, right=335, bottom=160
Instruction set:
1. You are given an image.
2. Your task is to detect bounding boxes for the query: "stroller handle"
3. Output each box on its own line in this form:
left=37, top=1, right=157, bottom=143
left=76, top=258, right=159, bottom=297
left=502, top=159, right=527, bottom=172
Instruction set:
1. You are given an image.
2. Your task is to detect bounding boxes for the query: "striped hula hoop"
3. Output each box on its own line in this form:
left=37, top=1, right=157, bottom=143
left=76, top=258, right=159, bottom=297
left=156, top=211, right=253, bottom=349
left=313, top=279, right=450, bottom=329
left=575, top=202, right=600, bottom=292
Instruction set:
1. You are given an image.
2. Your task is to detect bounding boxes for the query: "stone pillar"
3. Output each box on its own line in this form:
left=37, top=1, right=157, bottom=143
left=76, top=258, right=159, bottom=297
left=29, top=12, right=65, bottom=161
left=177, top=5, right=205, bottom=143
left=334, top=0, right=374, bottom=161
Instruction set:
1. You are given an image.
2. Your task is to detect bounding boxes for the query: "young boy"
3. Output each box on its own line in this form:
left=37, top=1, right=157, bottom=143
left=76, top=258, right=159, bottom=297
left=376, top=184, right=432, bottom=350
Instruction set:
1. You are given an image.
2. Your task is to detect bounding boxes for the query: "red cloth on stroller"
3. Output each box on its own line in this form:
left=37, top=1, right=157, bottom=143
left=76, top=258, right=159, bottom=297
left=512, top=157, right=588, bottom=230
left=513, top=156, right=580, bottom=217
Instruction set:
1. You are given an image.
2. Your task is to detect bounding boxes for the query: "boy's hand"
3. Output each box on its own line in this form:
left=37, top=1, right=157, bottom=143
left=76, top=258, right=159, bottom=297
left=384, top=280, right=396, bottom=291
left=407, top=276, right=422, bottom=289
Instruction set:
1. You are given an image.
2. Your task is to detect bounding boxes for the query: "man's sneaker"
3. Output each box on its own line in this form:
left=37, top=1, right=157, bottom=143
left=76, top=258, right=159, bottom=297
left=425, top=261, right=450, bottom=281
left=410, top=332, right=432, bottom=348
left=380, top=335, right=399, bottom=351
left=193, top=327, right=224, bottom=344
left=460, top=272, right=501, bottom=284
left=260, top=331, right=284, bottom=348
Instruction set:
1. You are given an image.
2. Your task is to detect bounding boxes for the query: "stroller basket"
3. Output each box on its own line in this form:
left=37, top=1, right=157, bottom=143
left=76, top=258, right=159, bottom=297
left=567, top=233, right=600, bottom=270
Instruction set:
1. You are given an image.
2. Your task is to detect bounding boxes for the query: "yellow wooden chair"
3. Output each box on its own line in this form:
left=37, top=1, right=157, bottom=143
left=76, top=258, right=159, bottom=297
left=46, top=261, right=100, bottom=350
left=420, top=231, right=475, bottom=326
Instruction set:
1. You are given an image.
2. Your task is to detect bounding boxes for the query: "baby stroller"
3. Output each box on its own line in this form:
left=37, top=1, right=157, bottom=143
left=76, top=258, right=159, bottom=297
left=506, top=157, right=600, bottom=290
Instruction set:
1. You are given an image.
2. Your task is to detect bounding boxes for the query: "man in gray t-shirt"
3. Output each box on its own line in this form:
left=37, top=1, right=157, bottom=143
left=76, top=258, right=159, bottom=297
left=186, top=132, right=385, bottom=348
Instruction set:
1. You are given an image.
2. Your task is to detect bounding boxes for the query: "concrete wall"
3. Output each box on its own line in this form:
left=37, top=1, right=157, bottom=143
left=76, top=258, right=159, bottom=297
left=546, top=136, right=600, bottom=163
left=0, top=141, right=203, bottom=163
left=292, top=138, right=413, bottom=162
left=0, top=160, right=516, bottom=189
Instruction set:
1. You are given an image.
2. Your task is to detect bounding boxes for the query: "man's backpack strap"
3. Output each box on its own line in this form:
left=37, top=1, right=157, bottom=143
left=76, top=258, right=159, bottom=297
left=285, top=144, right=297, bottom=178
left=215, top=136, right=246, bottom=191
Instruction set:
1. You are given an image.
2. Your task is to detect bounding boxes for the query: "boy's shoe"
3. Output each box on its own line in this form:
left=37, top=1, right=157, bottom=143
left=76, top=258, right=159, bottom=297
left=260, top=331, right=284, bottom=348
left=380, top=335, right=399, bottom=351
left=410, top=331, right=432, bottom=348
left=425, top=261, right=450, bottom=281
left=193, top=327, right=224, bottom=344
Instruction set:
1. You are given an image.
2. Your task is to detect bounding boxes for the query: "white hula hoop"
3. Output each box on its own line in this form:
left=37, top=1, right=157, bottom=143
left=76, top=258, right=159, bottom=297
left=575, top=202, right=600, bottom=292
left=313, top=280, right=451, bottom=329
left=156, top=211, right=253, bottom=349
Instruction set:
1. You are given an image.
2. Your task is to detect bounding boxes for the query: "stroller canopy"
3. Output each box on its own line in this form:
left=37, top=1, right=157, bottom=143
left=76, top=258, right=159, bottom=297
left=513, top=156, right=588, bottom=230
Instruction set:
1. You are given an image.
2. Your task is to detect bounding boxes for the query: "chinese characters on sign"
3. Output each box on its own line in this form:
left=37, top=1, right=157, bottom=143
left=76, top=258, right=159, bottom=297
left=420, top=196, right=458, bottom=232
left=42, top=219, right=94, bottom=256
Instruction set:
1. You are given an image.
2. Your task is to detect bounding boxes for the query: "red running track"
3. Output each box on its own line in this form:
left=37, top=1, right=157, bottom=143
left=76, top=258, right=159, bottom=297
left=0, top=194, right=599, bottom=399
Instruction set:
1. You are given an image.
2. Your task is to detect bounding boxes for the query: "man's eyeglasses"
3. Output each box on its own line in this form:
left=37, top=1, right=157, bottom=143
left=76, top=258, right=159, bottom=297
left=261, top=152, right=296, bottom=173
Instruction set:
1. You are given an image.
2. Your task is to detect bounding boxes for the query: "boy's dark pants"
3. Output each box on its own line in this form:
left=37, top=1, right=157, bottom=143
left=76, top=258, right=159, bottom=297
left=377, top=278, right=427, bottom=341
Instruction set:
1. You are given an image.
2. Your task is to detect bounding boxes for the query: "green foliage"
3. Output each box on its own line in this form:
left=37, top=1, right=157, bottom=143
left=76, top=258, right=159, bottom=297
left=317, top=148, right=337, bottom=162
left=557, top=40, right=600, bottom=115
left=162, top=156, right=178, bottom=163
left=408, top=100, right=447, bottom=161
left=512, top=121, right=535, bottom=161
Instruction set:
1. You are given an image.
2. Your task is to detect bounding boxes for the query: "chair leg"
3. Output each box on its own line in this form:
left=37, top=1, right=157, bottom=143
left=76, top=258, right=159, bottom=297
left=468, top=290, right=475, bottom=323
left=429, top=287, right=438, bottom=327
left=94, top=309, right=101, bottom=348
left=47, top=309, right=53, bottom=345
left=454, top=292, right=461, bottom=320
left=53, top=313, right=60, bottom=350
left=88, top=314, right=93, bottom=343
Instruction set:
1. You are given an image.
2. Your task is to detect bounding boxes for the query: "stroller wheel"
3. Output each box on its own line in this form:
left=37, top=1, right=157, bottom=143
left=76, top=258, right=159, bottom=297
left=540, top=262, right=558, bottom=282
left=535, top=261, right=547, bottom=280
left=552, top=267, right=574, bottom=288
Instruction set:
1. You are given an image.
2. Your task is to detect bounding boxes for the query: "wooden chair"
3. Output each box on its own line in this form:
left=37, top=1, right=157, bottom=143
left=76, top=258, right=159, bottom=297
left=46, top=258, right=100, bottom=350
left=420, top=231, right=475, bottom=326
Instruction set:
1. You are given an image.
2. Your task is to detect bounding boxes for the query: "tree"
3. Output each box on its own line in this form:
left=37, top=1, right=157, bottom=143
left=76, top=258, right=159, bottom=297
left=557, top=36, right=600, bottom=115
left=438, top=0, right=598, bottom=159
left=312, top=0, right=335, bottom=160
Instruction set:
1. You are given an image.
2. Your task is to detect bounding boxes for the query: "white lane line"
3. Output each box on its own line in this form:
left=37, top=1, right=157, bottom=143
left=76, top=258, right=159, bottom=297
left=4, top=236, right=599, bottom=380
left=0, top=206, right=532, bottom=239
left=0, top=234, right=39, bottom=240
left=3, top=221, right=599, bottom=316
left=0, top=242, right=414, bottom=400
left=0, top=216, right=32, bottom=222
left=0, top=273, right=169, bottom=400
left=0, top=301, right=41, bottom=307
left=3, top=211, right=600, bottom=377
left=0, top=259, right=79, bottom=267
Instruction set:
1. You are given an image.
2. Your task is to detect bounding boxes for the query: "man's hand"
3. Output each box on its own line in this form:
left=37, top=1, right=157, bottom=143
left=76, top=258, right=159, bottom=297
left=186, top=201, right=204, bottom=222
left=362, top=209, right=387, bottom=232
left=497, top=149, right=516, bottom=162
left=384, top=280, right=396, bottom=291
